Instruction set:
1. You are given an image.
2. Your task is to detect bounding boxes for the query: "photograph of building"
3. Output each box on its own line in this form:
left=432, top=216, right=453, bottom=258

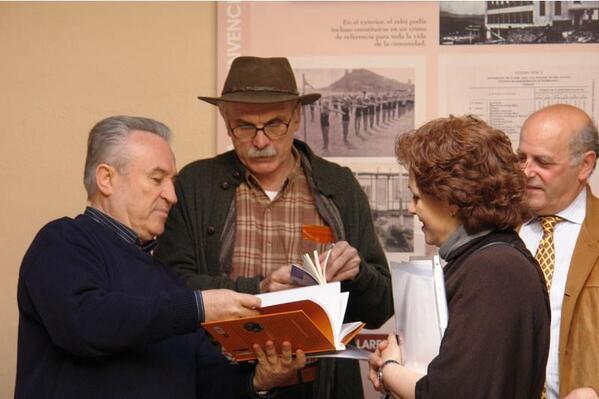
left=440, top=1, right=599, bottom=44
left=355, top=171, right=414, bottom=253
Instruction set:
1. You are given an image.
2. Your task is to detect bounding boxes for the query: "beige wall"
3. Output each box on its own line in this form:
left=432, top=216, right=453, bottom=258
left=0, top=2, right=217, bottom=396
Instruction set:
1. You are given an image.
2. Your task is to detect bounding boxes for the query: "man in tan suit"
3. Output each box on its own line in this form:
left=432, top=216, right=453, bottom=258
left=518, top=104, right=599, bottom=399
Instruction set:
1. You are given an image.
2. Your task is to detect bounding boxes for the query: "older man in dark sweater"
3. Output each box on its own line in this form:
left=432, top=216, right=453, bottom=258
left=15, top=115, right=305, bottom=399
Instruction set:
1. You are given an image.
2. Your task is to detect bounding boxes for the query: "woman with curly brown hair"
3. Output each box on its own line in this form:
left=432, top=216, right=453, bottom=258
left=368, top=115, right=550, bottom=399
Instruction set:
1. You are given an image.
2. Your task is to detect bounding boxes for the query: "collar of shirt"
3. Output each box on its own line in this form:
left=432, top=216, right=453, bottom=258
left=244, top=146, right=301, bottom=198
left=84, top=206, right=157, bottom=253
left=439, top=224, right=493, bottom=261
left=523, top=188, right=586, bottom=228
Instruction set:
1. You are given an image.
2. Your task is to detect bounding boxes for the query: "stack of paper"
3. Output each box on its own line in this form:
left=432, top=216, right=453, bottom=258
left=390, top=256, right=448, bottom=374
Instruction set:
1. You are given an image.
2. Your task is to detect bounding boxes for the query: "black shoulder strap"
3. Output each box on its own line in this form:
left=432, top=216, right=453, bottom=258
left=476, top=241, right=516, bottom=252
left=474, top=240, right=533, bottom=263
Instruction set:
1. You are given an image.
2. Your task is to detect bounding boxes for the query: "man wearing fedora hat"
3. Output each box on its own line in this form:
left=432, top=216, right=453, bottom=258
left=155, top=56, right=393, bottom=399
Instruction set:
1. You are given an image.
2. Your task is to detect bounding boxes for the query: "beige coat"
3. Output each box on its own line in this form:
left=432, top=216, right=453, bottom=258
left=559, top=187, right=599, bottom=397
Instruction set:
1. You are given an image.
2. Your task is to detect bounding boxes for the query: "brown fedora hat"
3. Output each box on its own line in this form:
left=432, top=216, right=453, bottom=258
left=198, top=56, right=321, bottom=105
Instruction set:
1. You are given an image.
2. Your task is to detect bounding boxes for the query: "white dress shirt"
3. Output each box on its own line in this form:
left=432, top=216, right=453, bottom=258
left=519, top=189, right=586, bottom=399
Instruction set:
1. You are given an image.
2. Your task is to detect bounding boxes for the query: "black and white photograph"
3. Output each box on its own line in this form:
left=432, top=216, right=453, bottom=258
left=293, top=67, right=415, bottom=157
left=440, top=1, right=599, bottom=45
left=355, top=170, right=414, bottom=253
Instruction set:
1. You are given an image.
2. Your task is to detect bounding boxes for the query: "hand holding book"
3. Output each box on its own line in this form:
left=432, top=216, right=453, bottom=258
left=260, top=225, right=336, bottom=291
left=201, top=282, right=365, bottom=361
left=290, top=240, right=361, bottom=286
left=202, top=289, right=261, bottom=322
left=260, top=265, right=295, bottom=293
left=252, top=340, right=306, bottom=391
left=290, top=244, right=335, bottom=286
left=321, top=241, right=360, bottom=282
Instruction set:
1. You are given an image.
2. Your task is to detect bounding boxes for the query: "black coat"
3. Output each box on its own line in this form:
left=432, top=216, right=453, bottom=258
left=415, top=230, right=550, bottom=399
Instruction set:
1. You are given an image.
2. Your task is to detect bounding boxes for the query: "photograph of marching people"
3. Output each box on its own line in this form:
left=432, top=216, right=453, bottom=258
left=440, top=1, right=599, bottom=45
left=293, top=67, right=415, bottom=157
left=354, top=167, right=415, bottom=253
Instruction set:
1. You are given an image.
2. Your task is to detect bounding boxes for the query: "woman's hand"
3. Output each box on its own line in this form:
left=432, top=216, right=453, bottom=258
left=368, top=345, right=385, bottom=391
left=368, top=334, right=406, bottom=395
left=380, top=333, right=402, bottom=363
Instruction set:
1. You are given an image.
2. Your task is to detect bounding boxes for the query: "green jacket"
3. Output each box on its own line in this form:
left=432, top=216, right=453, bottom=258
left=156, top=139, right=393, bottom=329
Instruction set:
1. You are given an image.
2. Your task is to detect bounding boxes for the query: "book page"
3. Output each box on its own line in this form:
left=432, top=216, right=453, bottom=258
left=302, top=252, right=326, bottom=284
left=308, top=345, right=372, bottom=360
left=257, top=282, right=343, bottom=340
left=333, top=291, right=350, bottom=346
left=340, top=322, right=365, bottom=345
left=290, top=263, right=321, bottom=286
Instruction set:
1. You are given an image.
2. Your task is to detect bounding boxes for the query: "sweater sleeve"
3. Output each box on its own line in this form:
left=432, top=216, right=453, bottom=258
left=414, top=247, right=549, bottom=399
left=19, top=221, right=199, bottom=358
left=155, top=162, right=261, bottom=294
left=193, top=330, right=257, bottom=398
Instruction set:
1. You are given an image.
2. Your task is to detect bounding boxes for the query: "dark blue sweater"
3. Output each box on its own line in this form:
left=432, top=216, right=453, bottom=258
left=16, top=214, right=252, bottom=399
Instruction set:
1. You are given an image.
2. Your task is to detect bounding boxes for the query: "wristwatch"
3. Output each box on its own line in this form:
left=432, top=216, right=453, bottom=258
left=377, top=359, right=401, bottom=396
left=250, top=370, right=277, bottom=399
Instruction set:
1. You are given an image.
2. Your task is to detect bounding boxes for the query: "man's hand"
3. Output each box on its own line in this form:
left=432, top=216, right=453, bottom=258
left=321, top=241, right=360, bottom=282
left=252, top=341, right=306, bottom=391
left=201, top=289, right=261, bottom=322
left=564, top=388, right=599, bottom=399
left=260, top=265, right=294, bottom=293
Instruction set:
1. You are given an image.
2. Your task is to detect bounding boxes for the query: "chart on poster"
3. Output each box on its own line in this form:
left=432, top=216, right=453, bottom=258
left=439, top=52, right=599, bottom=144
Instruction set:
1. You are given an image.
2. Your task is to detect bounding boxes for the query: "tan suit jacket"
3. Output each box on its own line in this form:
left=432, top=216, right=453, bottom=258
left=559, top=186, right=599, bottom=397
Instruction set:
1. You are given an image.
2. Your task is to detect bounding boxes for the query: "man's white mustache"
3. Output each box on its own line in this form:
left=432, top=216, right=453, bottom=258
left=527, top=177, right=543, bottom=189
left=248, top=146, right=277, bottom=158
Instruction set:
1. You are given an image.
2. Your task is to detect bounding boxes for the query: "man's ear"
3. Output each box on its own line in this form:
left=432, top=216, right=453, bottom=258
left=578, top=150, right=597, bottom=182
left=95, top=163, right=115, bottom=196
left=218, top=105, right=233, bottom=137
left=448, top=204, right=459, bottom=219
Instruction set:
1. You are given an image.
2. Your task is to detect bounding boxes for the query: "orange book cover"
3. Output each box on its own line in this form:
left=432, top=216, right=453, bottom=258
left=202, top=285, right=365, bottom=361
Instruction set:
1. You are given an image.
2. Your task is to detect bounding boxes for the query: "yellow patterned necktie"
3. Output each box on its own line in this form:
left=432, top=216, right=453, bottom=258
left=536, top=216, right=563, bottom=399
left=535, top=215, right=564, bottom=290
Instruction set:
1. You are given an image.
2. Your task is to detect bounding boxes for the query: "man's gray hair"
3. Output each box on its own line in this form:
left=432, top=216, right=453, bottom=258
left=569, top=120, right=599, bottom=167
left=83, top=115, right=172, bottom=198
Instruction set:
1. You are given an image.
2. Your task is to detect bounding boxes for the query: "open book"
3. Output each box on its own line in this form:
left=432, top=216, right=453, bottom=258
left=290, top=247, right=334, bottom=286
left=201, top=282, right=365, bottom=361
left=390, top=256, right=448, bottom=374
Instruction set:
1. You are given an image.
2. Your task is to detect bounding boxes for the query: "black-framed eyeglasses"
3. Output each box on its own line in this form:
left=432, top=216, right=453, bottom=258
left=226, top=104, right=299, bottom=142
